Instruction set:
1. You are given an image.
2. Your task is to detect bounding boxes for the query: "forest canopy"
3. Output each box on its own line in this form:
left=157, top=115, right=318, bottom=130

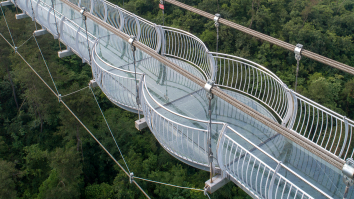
left=0, top=0, right=353, bottom=198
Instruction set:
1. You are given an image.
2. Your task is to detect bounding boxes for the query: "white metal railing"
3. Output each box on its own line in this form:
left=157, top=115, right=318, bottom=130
left=13, top=0, right=354, bottom=197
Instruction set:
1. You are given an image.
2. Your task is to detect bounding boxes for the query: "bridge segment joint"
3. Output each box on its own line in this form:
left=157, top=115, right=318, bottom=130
left=0, top=1, right=12, bottom=6
left=204, top=174, right=229, bottom=194
left=58, top=48, right=74, bottom=58
left=15, top=13, right=29, bottom=19
left=33, top=29, right=49, bottom=37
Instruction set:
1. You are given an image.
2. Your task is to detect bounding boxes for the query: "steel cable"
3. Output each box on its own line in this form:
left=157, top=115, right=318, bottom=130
left=0, top=32, right=151, bottom=199
left=60, top=0, right=345, bottom=170
left=164, top=0, right=354, bottom=75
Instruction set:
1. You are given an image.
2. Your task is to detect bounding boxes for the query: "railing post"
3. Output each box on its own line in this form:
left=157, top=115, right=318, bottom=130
left=339, top=117, right=349, bottom=158
left=268, top=162, right=282, bottom=199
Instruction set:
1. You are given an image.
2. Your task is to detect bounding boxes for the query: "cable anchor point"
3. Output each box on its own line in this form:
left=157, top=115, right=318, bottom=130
left=129, top=172, right=134, bottom=184
left=342, top=158, right=354, bottom=199
left=214, top=13, right=220, bottom=28
left=128, top=35, right=136, bottom=52
left=80, top=7, right=87, bottom=20
left=204, top=80, right=215, bottom=100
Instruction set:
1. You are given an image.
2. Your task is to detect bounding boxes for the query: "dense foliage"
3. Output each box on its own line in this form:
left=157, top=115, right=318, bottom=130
left=0, top=0, right=353, bottom=198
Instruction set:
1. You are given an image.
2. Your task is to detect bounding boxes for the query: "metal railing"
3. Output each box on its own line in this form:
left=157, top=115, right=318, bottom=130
left=12, top=0, right=354, bottom=197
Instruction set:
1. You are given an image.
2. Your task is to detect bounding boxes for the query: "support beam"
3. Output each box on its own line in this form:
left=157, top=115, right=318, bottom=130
left=205, top=175, right=229, bottom=194
left=15, top=13, right=29, bottom=20
left=0, top=1, right=13, bottom=6
left=135, top=118, right=147, bottom=130
left=33, top=29, right=49, bottom=37
left=58, top=48, right=74, bottom=58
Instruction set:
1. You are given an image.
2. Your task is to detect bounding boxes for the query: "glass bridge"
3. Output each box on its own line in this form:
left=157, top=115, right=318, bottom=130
left=10, top=0, right=354, bottom=197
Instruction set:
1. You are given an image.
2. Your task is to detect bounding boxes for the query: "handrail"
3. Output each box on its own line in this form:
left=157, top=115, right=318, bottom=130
left=164, top=0, right=354, bottom=75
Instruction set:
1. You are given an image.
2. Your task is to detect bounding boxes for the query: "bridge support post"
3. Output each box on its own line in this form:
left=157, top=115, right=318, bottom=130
left=342, top=158, right=354, bottom=199
left=15, top=13, right=29, bottom=20
left=58, top=48, right=74, bottom=58
left=34, top=29, right=49, bottom=37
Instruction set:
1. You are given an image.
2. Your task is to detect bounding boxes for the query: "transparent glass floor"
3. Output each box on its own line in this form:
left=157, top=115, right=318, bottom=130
left=22, top=0, right=353, bottom=197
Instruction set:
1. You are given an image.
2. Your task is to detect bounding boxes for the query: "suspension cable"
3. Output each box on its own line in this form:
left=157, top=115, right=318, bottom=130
left=29, top=0, right=38, bottom=30
left=164, top=0, right=354, bottom=75
left=33, top=35, right=60, bottom=95
left=61, top=0, right=345, bottom=170
left=128, top=36, right=141, bottom=120
left=134, top=176, right=211, bottom=198
left=0, top=32, right=150, bottom=199
left=50, top=0, right=62, bottom=51
left=61, top=86, right=89, bottom=98
left=17, top=35, right=33, bottom=49
left=80, top=7, right=92, bottom=65
left=204, top=80, right=215, bottom=183
left=294, top=44, right=303, bottom=92
left=214, top=14, right=220, bottom=53
left=0, top=4, right=15, bottom=47
left=90, top=86, right=131, bottom=174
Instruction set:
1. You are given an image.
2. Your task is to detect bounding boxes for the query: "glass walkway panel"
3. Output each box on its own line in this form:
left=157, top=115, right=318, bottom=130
left=11, top=0, right=354, bottom=198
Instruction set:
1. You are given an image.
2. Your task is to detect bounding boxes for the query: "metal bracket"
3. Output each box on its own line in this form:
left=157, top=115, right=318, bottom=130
left=294, top=43, right=303, bottom=61
left=204, top=80, right=215, bottom=100
left=58, top=94, right=62, bottom=103
left=128, top=35, right=136, bottom=52
left=214, top=13, right=220, bottom=28
left=14, top=46, right=18, bottom=53
left=129, top=172, right=134, bottom=184
left=159, top=0, right=164, bottom=4
left=80, top=7, right=87, bottom=20
left=343, top=158, right=354, bottom=186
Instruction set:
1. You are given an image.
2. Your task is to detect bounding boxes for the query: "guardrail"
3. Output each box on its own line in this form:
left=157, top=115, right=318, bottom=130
left=12, top=0, right=353, bottom=197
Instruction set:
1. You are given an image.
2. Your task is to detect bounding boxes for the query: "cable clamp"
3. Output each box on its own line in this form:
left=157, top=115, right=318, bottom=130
left=58, top=94, right=62, bottom=103
left=80, top=7, right=87, bottom=20
left=294, top=43, right=303, bottom=61
left=129, top=172, right=134, bottom=184
left=128, top=35, right=136, bottom=52
left=204, top=185, right=208, bottom=195
left=343, top=158, right=354, bottom=186
left=214, top=13, right=220, bottom=28
left=204, top=80, right=215, bottom=100
left=14, top=46, right=17, bottom=53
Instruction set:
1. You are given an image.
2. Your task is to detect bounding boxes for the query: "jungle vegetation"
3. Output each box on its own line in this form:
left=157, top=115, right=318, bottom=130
left=0, top=0, right=353, bottom=198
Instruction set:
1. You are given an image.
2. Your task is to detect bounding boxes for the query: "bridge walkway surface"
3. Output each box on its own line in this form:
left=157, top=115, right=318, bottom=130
left=4, top=0, right=354, bottom=198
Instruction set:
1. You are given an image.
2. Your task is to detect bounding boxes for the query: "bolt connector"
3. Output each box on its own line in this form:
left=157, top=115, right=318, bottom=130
left=80, top=7, right=87, bottom=20
left=214, top=14, right=220, bottom=28
left=129, top=172, right=134, bottom=184
left=204, top=80, right=215, bottom=100
left=128, top=35, right=136, bottom=52
left=294, top=43, right=303, bottom=61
